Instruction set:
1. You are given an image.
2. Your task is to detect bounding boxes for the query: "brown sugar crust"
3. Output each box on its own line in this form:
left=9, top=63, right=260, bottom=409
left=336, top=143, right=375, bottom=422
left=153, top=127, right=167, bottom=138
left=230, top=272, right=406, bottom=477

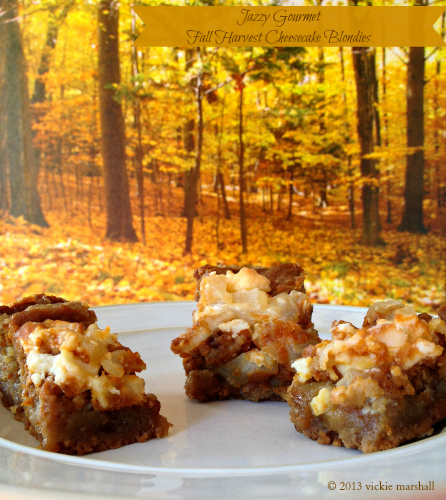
left=193, top=263, right=306, bottom=301
left=0, top=294, right=67, bottom=316
left=184, top=367, right=292, bottom=403
left=19, top=378, right=170, bottom=455
left=287, top=365, right=446, bottom=453
left=173, top=264, right=319, bottom=403
left=287, top=301, right=446, bottom=453
left=9, top=301, right=97, bottom=332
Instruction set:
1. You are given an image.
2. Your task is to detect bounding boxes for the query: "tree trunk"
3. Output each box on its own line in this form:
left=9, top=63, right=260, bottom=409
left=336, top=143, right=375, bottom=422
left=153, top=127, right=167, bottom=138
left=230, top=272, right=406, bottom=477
left=370, top=47, right=381, bottom=233
left=434, top=58, right=441, bottom=210
left=4, top=0, right=26, bottom=218
left=88, top=175, right=93, bottom=229
left=347, top=165, right=356, bottom=230
left=382, top=47, right=392, bottom=224
left=238, top=84, right=248, bottom=254
left=216, top=98, right=230, bottom=220
left=340, top=47, right=356, bottom=230
left=98, top=0, right=137, bottom=241
left=371, top=49, right=381, bottom=149
left=182, top=48, right=196, bottom=218
left=398, top=46, right=427, bottom=234
left=3, top=0, right=47, bottom=226
left=319, top=181, right=328, bottom=208
left=131, top=12, right=145, bottom=245
left=0, top=112, right=7, bottom=212
left=217, top=172, right=231, bottom=220
left=185, top=51, right=203, bottom=254
left=56, top=142, right=68, bottom=213
left=182, top=118, right=195, bottom=217
left=352, top=46, right=382, bottom=245
left=435, top=13, right=445, bottom=211
left=0, top=11, right=8, bottom=212
left=317, top=44, right=328, bottom=208
left=32, top=0, right=74, bottom=104
left=287, top=167, right=294, bottom=221
left=270, top=185, right=273, bottom=214
left=30, top=1, right=73, bottom=226
left=22, top=69, right=49, bottom=226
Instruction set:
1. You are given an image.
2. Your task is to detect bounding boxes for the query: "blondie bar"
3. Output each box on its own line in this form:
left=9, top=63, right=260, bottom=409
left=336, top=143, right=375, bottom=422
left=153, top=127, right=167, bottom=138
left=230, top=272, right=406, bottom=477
left=287, top=300, right=446, bottom=453
left=172, top=264, right=320, bottom=402
left=0, top=295, right=171, bottom=454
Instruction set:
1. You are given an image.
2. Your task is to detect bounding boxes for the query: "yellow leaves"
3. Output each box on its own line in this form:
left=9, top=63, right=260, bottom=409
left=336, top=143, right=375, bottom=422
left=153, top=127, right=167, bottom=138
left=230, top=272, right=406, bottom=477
left=0, top=212, right=185, bottom=306
left=1, top=173, right=445, bottom=315
left=22, top=283, right=44, bottom=295
left=27, top=245, right=42, bottom=258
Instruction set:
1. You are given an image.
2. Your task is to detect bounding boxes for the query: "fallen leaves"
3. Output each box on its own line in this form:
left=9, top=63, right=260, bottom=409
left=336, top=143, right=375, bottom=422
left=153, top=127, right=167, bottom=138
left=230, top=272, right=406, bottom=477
left=1, top=203, right=445, bottom=314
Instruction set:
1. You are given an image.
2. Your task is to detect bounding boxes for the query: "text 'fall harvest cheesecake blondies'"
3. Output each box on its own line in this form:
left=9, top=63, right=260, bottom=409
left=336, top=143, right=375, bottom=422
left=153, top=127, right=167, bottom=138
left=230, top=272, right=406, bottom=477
left=287, top=300, right=446, bottom=453
left=0, top=294, right=171, bottom=454
left=171, top=263, right=320, bottom=402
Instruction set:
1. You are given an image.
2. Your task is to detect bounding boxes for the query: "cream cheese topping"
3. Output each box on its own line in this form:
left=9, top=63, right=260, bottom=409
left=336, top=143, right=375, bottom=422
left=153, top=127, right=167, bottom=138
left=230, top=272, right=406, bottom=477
left=218, top=319, right=250, bottom=335
left=291, top=357, right=313, bottom=383
left=21, top=321, right=146, bottom=410
left=194, top=267, right=310, bottom=329
left=292, top=301, right=445, bottom=417
left=307, top=305, right=443, bottom=382
left=310, top=387, right=331, bottom=416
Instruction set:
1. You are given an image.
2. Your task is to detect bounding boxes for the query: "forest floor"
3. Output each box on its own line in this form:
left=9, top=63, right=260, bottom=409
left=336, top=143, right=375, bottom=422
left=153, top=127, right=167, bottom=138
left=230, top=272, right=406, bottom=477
left=1, top=174, right=445, bottom=314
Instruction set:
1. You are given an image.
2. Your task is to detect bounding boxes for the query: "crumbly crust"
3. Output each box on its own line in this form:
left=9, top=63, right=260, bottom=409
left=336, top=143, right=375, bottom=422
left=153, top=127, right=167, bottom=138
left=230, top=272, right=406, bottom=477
left=0, top=294, right=67, bottom=316
left=0, top=295, right=171, bottom=454
left=287, top=300, right=446, bottom=453
left=172, top=264, right=319, bottom=402
left=10, top=301, right=97, bottom=331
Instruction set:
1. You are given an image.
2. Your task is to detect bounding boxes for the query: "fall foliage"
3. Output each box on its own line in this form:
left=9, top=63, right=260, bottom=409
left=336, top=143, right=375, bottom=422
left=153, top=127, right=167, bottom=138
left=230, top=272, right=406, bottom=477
left=0, top=0, right=445, bottom=313
left=0, top=173, right=444, bottom=312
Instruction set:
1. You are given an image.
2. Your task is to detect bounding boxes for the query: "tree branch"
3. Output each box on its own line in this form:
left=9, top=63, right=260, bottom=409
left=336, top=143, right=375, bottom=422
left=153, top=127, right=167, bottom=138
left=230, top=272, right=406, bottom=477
left=389, top=47, right=408, bottom=65
left=425, top=47, right=439, bottom=61
left=203, top=77, right=233, bottom=96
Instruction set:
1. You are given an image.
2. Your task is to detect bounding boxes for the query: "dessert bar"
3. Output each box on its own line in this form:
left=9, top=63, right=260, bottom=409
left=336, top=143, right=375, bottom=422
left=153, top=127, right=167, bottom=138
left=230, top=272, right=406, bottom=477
left=287, top=300, right=446, bottom=453
left=0, top=295, right=171, bottom=454
left=172, top=264, right=320, bottom=402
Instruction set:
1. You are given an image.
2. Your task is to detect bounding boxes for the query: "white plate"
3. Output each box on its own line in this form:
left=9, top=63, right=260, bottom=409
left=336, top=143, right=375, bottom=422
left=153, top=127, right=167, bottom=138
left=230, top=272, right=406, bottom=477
left=0, top=302, right=445, bottom=499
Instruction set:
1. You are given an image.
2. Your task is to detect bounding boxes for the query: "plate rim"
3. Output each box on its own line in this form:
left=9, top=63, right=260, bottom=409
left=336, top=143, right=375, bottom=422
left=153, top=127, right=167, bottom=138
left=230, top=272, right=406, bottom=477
left=1, top=428, right=446, bottom=477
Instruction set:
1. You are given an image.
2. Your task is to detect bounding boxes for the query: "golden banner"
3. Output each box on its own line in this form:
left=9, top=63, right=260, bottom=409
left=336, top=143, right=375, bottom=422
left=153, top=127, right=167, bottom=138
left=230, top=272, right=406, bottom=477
left=133, top=6, right=445, bottom=48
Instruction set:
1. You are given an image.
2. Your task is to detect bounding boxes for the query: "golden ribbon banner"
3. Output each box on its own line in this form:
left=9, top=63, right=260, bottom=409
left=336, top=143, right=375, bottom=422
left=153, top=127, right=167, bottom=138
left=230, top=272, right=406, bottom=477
left=133, top=6, right=445, bottom=48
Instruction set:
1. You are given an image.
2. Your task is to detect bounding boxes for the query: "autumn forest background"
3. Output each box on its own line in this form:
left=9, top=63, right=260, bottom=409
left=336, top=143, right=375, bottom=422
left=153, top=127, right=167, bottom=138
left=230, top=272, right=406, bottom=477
left=0, top=0, right=445, bottom=314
